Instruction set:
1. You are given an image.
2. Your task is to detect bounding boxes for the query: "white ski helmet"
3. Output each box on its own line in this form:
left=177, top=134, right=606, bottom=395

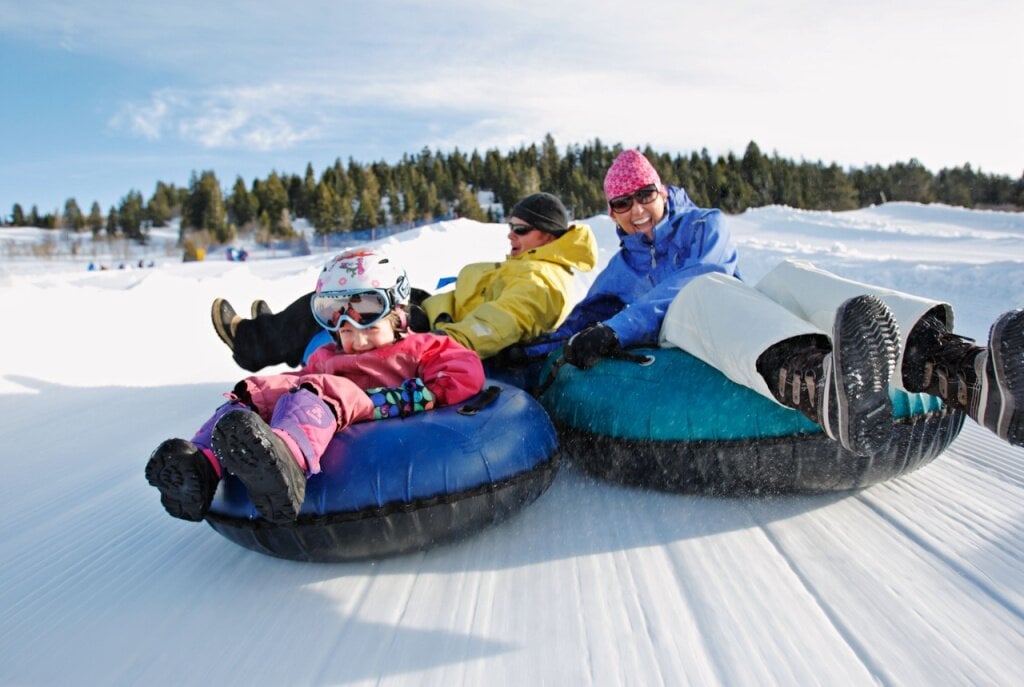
left=311, top=249, right=411, bottom=330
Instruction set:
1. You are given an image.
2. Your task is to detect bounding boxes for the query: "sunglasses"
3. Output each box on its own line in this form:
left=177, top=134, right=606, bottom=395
left=310, top=289, right=393, bottom=331
left=508, top=223, right=537, bottom=236
left=608, top=185, right=660, bottom=213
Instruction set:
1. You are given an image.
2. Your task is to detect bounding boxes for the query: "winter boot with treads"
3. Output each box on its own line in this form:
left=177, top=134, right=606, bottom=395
left=145, top=438, right=219, bottom=522
left=212, top=410, right=307, bottom=524
left=759, top=294, right=900, bottom=457
left=905, top=308, right=1024, bottom=447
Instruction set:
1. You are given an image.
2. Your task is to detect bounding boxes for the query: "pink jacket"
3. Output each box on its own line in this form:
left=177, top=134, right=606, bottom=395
left=240, top=332, right=486, bottom=426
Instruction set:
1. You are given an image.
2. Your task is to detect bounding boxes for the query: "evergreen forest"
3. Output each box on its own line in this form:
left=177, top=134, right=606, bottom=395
left=5, top=135, right=1022, bottom=246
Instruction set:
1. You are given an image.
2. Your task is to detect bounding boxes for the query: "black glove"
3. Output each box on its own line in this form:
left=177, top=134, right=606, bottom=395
left=564, top=324, right=620, bottom=370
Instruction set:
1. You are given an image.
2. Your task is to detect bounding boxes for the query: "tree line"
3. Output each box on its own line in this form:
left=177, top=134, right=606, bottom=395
left=5, top=135, right=1022, bottom=245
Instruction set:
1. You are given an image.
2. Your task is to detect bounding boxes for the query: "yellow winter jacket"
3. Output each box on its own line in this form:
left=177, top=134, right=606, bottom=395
left=422, top=224, right=598, bottom=358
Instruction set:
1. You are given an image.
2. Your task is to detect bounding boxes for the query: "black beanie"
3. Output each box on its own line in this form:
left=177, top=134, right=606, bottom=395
left=510, top=192, right=569, bottom=237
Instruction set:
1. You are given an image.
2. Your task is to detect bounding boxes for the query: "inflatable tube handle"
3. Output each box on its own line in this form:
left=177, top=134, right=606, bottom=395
left=610, top=349, right=656, bottom=366
left=533, top=356, right=567, bottom=398
left=533, top=349, right=655, bottom=398
left=458, top=385, right=503, bottom=416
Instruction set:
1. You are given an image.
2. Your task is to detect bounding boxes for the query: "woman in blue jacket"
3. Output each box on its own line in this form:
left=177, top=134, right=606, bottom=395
left=541, top=176, right=737, bottom=351
left=530, top=149, right=1023, bottom=457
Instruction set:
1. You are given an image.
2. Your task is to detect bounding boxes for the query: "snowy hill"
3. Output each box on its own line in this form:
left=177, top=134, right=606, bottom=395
left=1, top=203, right=1023, bottom=685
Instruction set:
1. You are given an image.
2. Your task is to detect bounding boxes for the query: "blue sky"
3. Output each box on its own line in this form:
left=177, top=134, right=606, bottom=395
left=2, top=0, right=1021, bottom=215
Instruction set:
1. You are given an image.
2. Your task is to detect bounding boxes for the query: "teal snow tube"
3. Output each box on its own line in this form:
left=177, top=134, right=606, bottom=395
left=539, top=347, right=964, bottom=494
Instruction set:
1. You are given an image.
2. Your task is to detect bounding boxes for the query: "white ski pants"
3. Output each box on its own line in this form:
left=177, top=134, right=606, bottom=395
left=658, top=259, right=952, bottom=404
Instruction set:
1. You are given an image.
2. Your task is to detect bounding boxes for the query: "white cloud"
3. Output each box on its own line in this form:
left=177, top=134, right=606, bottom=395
left=108, top=91, right=177, bottom=140
left=21, top=0, right=1024, bottom=174
left=109, top=85, right=323, bottom=151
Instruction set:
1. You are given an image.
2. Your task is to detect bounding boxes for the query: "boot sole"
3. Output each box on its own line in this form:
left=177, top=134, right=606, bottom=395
left=145, top=439, right=214, bottom=522
left=987, top=309, right=1024, bottom=446
left=211, top=298, right=237, bottom=351
left=830, top=295, right=899, bottom=456
left=212, top=411, right=306, bottom=524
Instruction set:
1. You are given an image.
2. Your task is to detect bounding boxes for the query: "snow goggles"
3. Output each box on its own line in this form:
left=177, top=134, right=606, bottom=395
left=608, top=184, right=660, bottom=213
left=310, top=289, right=393, bottom=330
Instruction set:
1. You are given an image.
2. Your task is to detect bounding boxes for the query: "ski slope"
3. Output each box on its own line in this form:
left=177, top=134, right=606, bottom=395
left=1, top=203, right=1023, bottom=685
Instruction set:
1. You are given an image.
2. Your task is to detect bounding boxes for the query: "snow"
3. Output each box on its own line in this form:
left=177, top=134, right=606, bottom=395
left=1, top=202, right=1023, bottom=685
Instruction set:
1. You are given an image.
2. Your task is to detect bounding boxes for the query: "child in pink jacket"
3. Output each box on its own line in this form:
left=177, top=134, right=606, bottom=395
left=146, top=250, right=485, bottom=524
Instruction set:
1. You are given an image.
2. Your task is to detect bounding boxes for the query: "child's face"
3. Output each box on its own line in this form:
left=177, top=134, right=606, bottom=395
left=337, top=318, right=397, bottom=353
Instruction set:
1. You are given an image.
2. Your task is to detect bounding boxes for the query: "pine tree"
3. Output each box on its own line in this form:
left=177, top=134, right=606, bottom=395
left=118, top=190, right=146, bottom=240
left=63, top=198, right=84, bottom=231
left=398, top=187, right=416, bottom=224
left=285, top=173, right=305, bottom=218
left=770, top=156, right=804, bottom=208
left=88, top=202, right=104, bottom=237
left=310, top=180, right=344, bottom=235
left=352, top=188, right=379, bottom=230
left=106, top=206, right=119, bottom=238
left=741, top=141, right=774, bottom=207
left=454, top=183, right=485, bottom=221
left=181, top=171, right=230, bottom=241
left=413, top=178, right=442, bottom=220
left=538, top=134, right=560, bottom=191
left=146, top=182, right=174, bottom=227
left=255, top=172, right=290, bottom=236
left=887, top=159, right=935, bottom=203
left=935, top=164, right=976, bottom=207
left=818, top=164, right=859, bottom=211
left=300, top=163, right=317, bottom=219
left=257, top=209, right=272, bottom=239
left=448, top=147, right=469, bottom=190
left=227, top=176, right=259, bottom=227
left=17, top=136, right=1022, bottom=233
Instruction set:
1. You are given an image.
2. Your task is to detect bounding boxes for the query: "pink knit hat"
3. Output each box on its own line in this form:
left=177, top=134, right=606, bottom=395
left=603, top=150, right=662, bottom=199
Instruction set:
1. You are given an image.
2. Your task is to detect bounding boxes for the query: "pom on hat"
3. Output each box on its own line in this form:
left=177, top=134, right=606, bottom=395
left=510, top=192, right=569, bottom=237
left=603, top=150, right=662, bottom=200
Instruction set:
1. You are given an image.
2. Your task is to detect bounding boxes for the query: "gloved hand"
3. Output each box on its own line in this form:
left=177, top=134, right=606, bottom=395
left=564, top=324, right=620, bottom=370
left=365, top=377, right=437, bottom=420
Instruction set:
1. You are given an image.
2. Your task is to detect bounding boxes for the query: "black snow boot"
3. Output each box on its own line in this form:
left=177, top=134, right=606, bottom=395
left=211, top=298, right=241, bottom=351
left=145, top=439, right=219, bottom=522
left=250, top=299, right=272, bottom=318
left=902, top=310, right=982, bottom=404
left=905, top=309, right=1024, bottom=447
left=758, top=295, right=900, bottom=457
left=229, top=291, right=322, bottom=372
left=211, top=410, right=307, bottom=524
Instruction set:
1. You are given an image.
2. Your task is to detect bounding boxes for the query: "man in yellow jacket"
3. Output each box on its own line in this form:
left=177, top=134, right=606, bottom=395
left=213, top=192, right=598, bottom=373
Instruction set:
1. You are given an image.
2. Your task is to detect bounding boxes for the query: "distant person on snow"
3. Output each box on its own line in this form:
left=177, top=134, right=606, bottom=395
left=146, top=250, right=485, bottom=524
left=517, top=149, right=1024, bottom=454
left=209, top=192, right=598, bottom=372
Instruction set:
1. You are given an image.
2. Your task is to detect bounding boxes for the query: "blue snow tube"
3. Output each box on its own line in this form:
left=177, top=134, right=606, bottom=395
left=205, top=381, right=558, bottom=561
left=538, top=347, right=964, bottom=494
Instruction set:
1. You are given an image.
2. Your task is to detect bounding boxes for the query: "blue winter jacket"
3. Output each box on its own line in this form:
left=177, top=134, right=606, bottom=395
left=525, top=186, right=741, bottom=355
